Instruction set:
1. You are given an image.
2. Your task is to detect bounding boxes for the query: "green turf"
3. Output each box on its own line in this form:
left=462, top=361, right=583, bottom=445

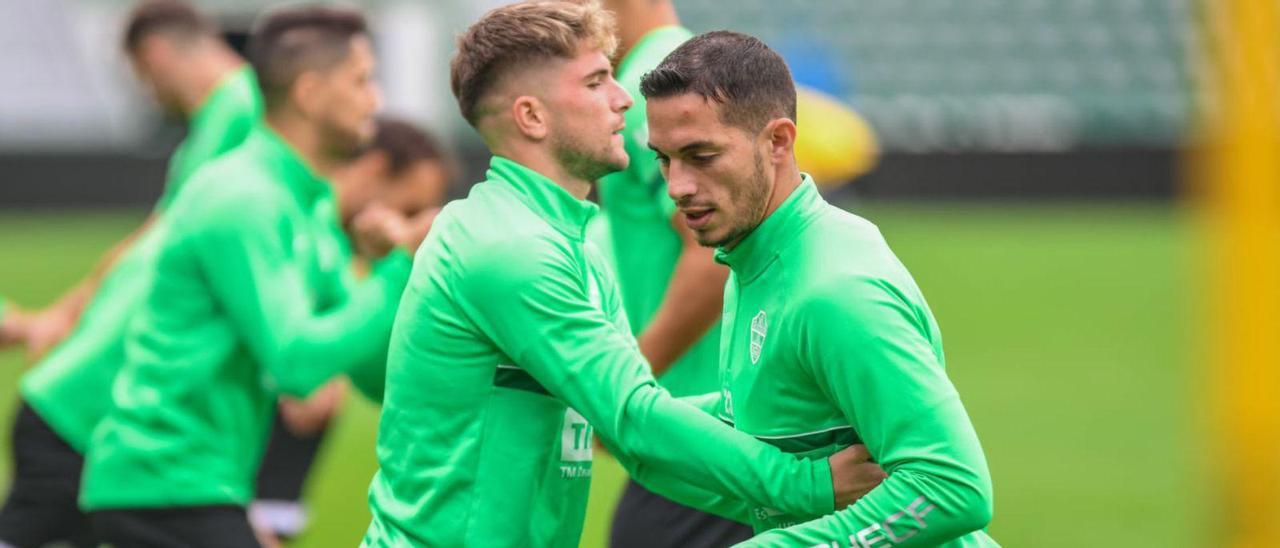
left=0, top=203, right=1199, bottom=547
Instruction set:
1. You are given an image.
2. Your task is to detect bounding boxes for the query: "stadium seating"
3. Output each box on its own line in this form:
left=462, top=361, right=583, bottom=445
left=679, top=0, right=1195, bottom=151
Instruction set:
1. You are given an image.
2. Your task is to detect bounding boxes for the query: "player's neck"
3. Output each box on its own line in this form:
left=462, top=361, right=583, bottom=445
left=265, top=112, right=345, bottom=178
left=721, top=165, right=802, bottom=252
left=760, top=164, right=804, bottom=224
left=176, top=45, right=244, bottom=118
left=615, top=3, right=680, bottom=63
left=492, top=142, right=592, bottom=200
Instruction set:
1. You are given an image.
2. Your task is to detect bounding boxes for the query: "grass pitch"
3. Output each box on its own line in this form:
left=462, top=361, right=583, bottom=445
left=0, top=202, right=1200, bottom=547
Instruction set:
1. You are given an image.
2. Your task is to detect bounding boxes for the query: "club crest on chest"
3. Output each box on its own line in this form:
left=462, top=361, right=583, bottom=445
left=750, top=310, right=768, bottom=364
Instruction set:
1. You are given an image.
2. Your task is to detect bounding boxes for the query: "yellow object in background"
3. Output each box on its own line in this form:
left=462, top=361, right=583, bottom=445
left=1199, top=0, right=1280, bottom=546
left=794, top=87, right=879, bottom=189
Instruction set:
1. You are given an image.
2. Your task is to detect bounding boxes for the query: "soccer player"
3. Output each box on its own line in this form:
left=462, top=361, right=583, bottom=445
left=642, top=32, right=997, bottom=546
left=19, top=0, right=259, bottom=361
left=0, top=2, right=261, bottom=547
left=250, top=117, right=456, bottom=543
left=77, top=6, right=420, bottom=544
left=597, top=3, right=885, bottom=546
left=332, top=118, right=454, bottom=232
left=363, top=2, right=884, bottom=546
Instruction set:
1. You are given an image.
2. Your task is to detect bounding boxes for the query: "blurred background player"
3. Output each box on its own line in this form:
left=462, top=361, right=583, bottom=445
left=596, top=1, right=879, bottom=546
left=0, top=2, right=261, bottom=547
left=17, top=0, right=259, bottom=361
left=249, top=117, right=455, bottom=545
left=76, top=6, right=425, bottom=545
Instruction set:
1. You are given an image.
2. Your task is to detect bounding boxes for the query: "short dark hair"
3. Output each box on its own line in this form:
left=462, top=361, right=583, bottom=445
left=368, top=117, right=455, bottom=182
left=640, top=31, right=797, bottom=131
left=246, top=5, right=368, bottom=108
left=122, top=0, right=215, bottom=53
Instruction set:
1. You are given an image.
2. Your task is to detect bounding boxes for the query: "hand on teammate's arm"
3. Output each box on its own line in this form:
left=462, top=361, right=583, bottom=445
left=454, top=239, right=869, bottom=519
left=352, top=205, right=442, bottom=261
left=635, top=212, right=727, bottom=375
left=743, top=282, right=994, bottom=546
left=826, top=445, right=890, bottom=507
left=25, top=215, right=156, bottom=360
left=352, top=205, right=409, bottom=259
left=616, top=440, right=887, bottom=527
left=279, top=379, right=347, bottom=436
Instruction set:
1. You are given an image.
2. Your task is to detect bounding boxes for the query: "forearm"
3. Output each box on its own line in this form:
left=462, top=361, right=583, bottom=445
left=613, top=446, right=752, bottom=524
left=51, top=215, right=155, bottom=316
left=760, top=388, right=993, bottom=546
left=637, top=244, right=726, bottom=376
left=740, top=464, right=992, bottom=547
left=609, top=383, right=834, bottom=519
left=269, top=251, right=411, bottom=397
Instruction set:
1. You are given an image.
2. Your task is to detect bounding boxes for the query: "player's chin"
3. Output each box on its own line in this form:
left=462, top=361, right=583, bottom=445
left=693, top=228, right=722, bottom=248
left=609, top=148, right=630, bottom=171
left=356, top=122, right=378, bottom=145
left=687, top=219, right=723, bottom=247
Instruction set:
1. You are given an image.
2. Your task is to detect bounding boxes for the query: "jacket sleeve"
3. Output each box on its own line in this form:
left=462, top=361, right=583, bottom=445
left=191, top=187, right=412, bottom=398
left=451, top=236, right=834, bottom=519
left=741, top=276, right=993, bottom=546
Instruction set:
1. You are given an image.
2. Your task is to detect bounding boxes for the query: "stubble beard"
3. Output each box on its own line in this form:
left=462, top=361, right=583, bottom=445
left=321, top=112, right=376, bottom=164
left=552, top=129, right=625, bottom=183
left=703, top=151, right=771, bottom=249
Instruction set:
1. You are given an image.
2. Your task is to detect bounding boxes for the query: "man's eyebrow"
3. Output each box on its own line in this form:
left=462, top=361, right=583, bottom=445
left=583, top=67, right=610, bottom=81
left=647, top=140, right=716, bottom=154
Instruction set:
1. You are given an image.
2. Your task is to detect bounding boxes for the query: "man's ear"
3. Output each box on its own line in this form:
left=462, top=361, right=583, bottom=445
left=291, top=71, right=325, bottom=118
left=763, top=117, right=798, bottom=162
left=511, top=95, right=549, bottom=141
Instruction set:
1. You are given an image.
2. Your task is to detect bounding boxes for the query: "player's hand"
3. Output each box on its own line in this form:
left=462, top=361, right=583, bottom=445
left=24, top=307, right=77, bottom=360
left=279, top=380, right=346, bottom=437
left=827, top=444, right=888, bottom=508
left=352, top=204, right=409, bottom=260
left=0, top=305, right=32, bottom=348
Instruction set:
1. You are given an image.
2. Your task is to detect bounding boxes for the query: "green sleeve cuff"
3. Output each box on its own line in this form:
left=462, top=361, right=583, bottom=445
left=811, top=456, right=836, bottom=514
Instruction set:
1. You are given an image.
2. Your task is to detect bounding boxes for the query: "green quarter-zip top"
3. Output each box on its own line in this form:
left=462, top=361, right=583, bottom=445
left=159, top=65, right=263, bottom=209
left=714, top=177, right=999, bottom=547
left=78, top=123, right=411, bottom=511
left=20, top=66, right=263, bottom=453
